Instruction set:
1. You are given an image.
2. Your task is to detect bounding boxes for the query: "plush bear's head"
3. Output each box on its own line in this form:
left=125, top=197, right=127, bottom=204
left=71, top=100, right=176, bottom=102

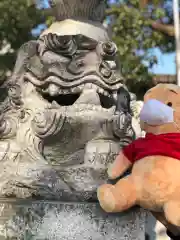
left=140, top=84, right=180, bottom=134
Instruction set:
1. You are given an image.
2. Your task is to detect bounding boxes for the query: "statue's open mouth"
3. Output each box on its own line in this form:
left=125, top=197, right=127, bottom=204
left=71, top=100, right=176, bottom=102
left=43, top=92, right=81, bottom=106
left=40, top=83, right=116, bottom=114
left=42, top=88, right=114, bottom=108
left=24, top=72, right=121, bottom=115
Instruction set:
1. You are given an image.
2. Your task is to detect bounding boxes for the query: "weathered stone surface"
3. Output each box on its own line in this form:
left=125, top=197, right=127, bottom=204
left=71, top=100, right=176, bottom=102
left=0, top=202, right=146, bottom=240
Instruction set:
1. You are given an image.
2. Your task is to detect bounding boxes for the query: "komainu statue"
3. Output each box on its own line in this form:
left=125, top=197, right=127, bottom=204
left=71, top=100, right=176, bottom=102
left=0, top=0, right=147, bottom=239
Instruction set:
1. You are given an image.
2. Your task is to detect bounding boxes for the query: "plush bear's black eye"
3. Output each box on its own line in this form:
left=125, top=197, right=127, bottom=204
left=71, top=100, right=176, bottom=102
left=167, top=102, right=172, bottom=107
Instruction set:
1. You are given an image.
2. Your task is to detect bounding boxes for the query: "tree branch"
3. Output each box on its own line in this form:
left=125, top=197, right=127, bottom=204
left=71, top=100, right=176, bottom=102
left=139, top=0, right=175, bottom=37
left=106, top=6, right=175, bottom=37
left=151, top=21, right=174, bottom=36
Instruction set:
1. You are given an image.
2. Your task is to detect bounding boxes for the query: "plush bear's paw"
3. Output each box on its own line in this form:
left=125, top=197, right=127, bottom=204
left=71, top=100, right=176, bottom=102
left=97, top=176, right=137, bottom=213
left=97, top=184, right=116, bottom=212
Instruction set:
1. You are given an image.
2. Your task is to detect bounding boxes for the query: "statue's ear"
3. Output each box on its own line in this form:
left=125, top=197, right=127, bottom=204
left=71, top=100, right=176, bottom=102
left=12, top=40, right=38, bottom=77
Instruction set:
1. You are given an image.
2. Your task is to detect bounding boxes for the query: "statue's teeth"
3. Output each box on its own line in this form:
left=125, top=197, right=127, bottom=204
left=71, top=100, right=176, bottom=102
left=51, top=101, right=59, bottom=108
left=48, top=84, right=60, bottom=96
left=84, top=83, right=93, bottom=89
left=97, top=88, right=105, bottom=95
left=103, top=91, right=108, bottom=96
left=92, top=85, right=98, bottom=90
left=42, top=89, right=48, bottom=93
left=61, top=89, right=70, bottom=94
left=71, top=86, right=81, bottom=93
left=112, top=92, right=117, bottom=101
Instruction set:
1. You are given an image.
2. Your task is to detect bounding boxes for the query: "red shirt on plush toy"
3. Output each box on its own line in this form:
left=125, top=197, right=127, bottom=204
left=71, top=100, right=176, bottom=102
left=98, top=84, right=180, bottom=227
left=123, top=132, right=180, bottom=163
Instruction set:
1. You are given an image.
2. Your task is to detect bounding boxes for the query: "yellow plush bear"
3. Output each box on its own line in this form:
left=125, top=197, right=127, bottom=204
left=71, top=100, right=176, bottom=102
left=97, top=84, right=180, bottom=227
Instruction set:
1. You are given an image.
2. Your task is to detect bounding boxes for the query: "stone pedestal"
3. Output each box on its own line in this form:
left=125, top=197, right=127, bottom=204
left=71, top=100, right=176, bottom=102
left=0, top=201, right=147, bottom=240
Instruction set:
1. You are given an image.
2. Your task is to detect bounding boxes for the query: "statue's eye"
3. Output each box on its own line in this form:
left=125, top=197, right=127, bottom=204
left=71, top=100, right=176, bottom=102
left=167, top=102, right=172, bottom=107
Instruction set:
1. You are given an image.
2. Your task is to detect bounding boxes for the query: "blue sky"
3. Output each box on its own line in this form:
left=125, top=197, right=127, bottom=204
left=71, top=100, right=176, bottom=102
left=150, top=49, right=176, bottom=75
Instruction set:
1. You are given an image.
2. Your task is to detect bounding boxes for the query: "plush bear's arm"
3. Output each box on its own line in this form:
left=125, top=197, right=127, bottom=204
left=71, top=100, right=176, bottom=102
left=108, top=138, right=143, bottom=179
left=122, top=136, right=147, bottom=163
left=108, top=149, right=133, bottom=179
left=98, top=140, right=139, bottom=212
left=122, top=141, right=135, bottom=163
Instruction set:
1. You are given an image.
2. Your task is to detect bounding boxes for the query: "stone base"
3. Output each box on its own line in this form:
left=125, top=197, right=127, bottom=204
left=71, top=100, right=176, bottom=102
left=0, top=200, right=147, bottom=240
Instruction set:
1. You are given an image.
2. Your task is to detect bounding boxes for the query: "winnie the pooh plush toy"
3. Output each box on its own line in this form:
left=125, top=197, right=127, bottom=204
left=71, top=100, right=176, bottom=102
left=97, top=83, right=180, bottom=227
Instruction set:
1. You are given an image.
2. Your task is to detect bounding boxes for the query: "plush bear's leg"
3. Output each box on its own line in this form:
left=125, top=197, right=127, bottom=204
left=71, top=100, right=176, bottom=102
left=164, top=201, right=180, bottom=226
left=97, top=175, right=137, bottom=212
